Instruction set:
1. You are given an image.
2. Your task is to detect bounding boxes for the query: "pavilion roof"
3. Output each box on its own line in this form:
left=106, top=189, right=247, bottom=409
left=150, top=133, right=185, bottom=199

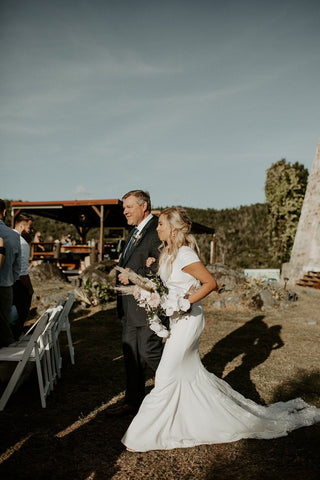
left=10, top=199, right=214, bottom=234
left=10, top=199, right=127, bottom=230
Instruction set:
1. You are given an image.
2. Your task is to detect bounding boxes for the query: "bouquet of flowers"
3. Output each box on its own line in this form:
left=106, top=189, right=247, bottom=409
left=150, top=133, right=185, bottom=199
left=115, top=266, right=191, bottom=338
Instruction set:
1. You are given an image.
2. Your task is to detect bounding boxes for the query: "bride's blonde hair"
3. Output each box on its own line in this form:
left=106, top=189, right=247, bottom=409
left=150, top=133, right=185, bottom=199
left=158, top=207, right=199, bottom=275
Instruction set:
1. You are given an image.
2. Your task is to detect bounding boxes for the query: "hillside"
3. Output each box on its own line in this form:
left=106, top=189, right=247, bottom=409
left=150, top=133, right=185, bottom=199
left=186, top=203, right=272, bottom=269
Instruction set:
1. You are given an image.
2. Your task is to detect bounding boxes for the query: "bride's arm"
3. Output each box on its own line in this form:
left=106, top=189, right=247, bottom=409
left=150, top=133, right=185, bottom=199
left=182, top=262, right=218, bottom=304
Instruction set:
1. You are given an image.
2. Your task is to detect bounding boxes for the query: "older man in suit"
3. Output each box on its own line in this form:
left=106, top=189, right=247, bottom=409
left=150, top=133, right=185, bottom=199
left=112, top=190, right=163, bottom=415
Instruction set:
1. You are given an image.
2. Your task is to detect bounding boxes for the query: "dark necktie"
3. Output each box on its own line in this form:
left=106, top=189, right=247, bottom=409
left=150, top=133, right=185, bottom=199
left=122, top=227, right=138, bottom=262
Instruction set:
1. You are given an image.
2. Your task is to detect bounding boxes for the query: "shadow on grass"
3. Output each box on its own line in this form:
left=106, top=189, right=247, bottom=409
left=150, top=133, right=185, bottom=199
left=272, top=369, right=320, bottom=404
left=202, top=315, right=284, bottom=404
left=1, top=310, right=319, bottom=480
left=201, top=318, right=320, bottom=480
left=202, top=425, right=320, bottom=480
left=0, top=306, right=156, bottom=479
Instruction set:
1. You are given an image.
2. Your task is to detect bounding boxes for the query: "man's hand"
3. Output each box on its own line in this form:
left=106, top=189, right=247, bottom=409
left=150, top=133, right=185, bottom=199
left=118, top=269, right=130, bottom=285
left=146, top=257, right=156, bottom=267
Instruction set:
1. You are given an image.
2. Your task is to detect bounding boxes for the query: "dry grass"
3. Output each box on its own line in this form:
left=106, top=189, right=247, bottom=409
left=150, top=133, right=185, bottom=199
left=0, top=286, right=320, bottom=480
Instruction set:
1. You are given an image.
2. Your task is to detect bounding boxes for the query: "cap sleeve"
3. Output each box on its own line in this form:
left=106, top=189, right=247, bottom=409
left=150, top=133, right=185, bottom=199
left=178, top=246, right=200, bottom=270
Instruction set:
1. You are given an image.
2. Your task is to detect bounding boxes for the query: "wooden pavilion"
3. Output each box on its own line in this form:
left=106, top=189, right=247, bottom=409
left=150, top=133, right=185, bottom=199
left=10, top=199, right=215, bottom=265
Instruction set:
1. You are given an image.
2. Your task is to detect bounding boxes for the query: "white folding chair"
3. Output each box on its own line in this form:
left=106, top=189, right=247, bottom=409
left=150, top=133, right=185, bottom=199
left=15, top=305, right=63, bottom=391
left=52, top=294, right=75, bottom=378
left=40, top=306, right=63, bottom=391
left=0, top=312, right=50, bottom=410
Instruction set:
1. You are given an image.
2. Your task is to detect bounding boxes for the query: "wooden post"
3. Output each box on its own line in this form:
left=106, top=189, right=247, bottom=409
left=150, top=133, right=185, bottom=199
left=30, top=242, right=35, bottom=259
left=78, top=227, right=85, bottom=245
left=99, top=205, right=104, bottom=262
left=210, top=234, right=216, bottom=264
left=53, top=242, right=61, bottom=259
left=89, top=242, right=97, bottom=265
left=11, top=208, right=21, bottom=228
left=91, top=204, right=107, bottom=262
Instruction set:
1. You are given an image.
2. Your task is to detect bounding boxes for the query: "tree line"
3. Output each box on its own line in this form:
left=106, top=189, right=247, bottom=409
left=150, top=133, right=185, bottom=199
left=3, top=158, right=309, bottom=271
left=188, top=159, right=308, bottom=269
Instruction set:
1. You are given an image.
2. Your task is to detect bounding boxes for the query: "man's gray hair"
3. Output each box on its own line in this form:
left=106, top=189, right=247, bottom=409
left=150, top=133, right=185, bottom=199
left=122, top=190, right=151, bottom=211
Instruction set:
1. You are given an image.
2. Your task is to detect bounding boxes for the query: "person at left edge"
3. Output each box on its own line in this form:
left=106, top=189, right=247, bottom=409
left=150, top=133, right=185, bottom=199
left=110, top=190, right=163, bottom=415
left=11, top=213, right=34, bottom=340
left=0, top=199, right=21, bottom=347
left=0, top=236, right=5, bottom=270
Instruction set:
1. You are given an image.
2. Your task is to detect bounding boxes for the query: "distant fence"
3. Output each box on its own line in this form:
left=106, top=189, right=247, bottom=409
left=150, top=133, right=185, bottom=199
left=244, top=269, right=280, bottom=282
left=30, top=242, right=96, bottom=272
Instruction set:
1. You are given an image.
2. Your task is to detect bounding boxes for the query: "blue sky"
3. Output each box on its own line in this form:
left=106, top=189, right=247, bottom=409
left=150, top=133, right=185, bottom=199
left=1, top=0, right=319, bottom=209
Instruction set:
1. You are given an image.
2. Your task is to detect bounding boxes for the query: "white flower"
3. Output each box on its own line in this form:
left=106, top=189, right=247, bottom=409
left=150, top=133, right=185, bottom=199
left=140, top=289, right=151, bottom=301
left=133, top=233, right=142, bottom=244
left=115, top=267, right=195, bottom=338
left=149, top=292, right=161, bottom=309
left=161, top=294, right=176, bottom=316
left=161, top=291, right=190, bottom=316
left=165, top=305, right=175, bottom=316
left=149, top=315, right=170, bottom=338
left=178, top=296, right=190, bottom=312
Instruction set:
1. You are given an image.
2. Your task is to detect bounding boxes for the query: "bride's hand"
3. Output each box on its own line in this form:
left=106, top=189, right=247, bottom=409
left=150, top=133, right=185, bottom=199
left=184, top=285, right=197, bottom=299
left=146, top=257, right=156, bottom=267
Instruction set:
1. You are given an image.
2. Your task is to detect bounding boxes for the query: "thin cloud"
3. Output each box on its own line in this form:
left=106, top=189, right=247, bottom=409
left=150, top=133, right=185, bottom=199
left=74, top=185, right=91, bottom=197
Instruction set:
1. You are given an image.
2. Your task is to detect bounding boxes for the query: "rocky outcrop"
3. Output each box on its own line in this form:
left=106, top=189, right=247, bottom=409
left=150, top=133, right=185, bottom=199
left=205, top=263, right=294, bottom=311
left=29, top=263, right=66, bottom=283
left=29, top=260, right=297, bottom=314
left=206, top=263, right=247, bottom=291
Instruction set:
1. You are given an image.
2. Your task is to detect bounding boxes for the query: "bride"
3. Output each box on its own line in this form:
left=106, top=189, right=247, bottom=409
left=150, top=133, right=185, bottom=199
left=122, top=207, right=320, bottom=452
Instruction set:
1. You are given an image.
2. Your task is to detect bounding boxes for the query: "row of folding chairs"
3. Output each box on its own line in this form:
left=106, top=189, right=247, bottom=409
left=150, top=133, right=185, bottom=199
left=0, top=293, right=75, bottom=411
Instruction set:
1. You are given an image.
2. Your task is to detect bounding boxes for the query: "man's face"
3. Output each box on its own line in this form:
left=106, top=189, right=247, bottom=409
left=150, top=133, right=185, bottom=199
left=21, top=220, right=34, bottom=243
left=123, top=196, right=147, bottom=226
left=25, top=220, right=34, bottom=236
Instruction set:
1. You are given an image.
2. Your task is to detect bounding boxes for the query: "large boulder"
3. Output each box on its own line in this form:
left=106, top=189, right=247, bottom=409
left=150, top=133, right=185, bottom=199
left=204, top=263, right=289, bottom=311
left=206, top=263, right=247, bottom=291
left=249, top=289, right=279, bottom=310
left=29, top=263, right=74, bottom=314
left=29, top=263, right=65, bottom=283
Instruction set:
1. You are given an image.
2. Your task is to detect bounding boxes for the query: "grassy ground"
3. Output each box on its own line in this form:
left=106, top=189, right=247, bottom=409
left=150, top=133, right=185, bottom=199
left=0, top=286, right=319, bottom=480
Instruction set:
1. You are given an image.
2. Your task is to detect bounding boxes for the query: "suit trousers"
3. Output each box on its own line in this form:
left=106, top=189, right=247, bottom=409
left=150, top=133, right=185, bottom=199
left=122, top=319, right=163, bottom=408
left=12, top=280, right=32, bottom=340
left=0, top=286, right=14, bottom=347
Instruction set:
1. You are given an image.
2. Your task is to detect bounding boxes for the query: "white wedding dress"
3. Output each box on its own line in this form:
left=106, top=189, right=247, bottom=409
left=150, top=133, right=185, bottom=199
left=122, top=246, right=320, bottom=451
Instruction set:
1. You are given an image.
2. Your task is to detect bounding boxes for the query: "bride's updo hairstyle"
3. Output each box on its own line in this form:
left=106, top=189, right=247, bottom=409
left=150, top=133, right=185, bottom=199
left=158, top=207, right=199, bottom=275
